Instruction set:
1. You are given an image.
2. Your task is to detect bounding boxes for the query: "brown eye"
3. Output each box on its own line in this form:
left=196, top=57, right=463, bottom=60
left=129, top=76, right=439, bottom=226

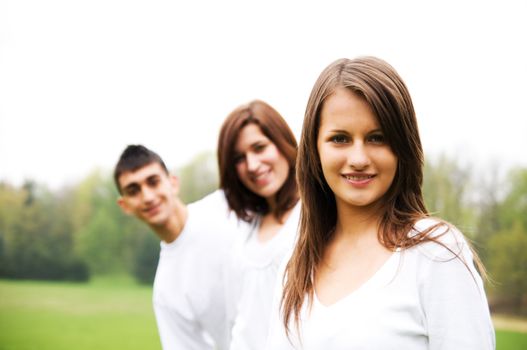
left=254, top=143, right=267, bottom=152
left=330, top=134, right=348, bottom=144
left=234, top=154, right=245, bottom=164
left=368, top=133, right=385, bottom=144
left=124, top=186, right=140, bottom=197
left=147, top=176, right=160, bottom=188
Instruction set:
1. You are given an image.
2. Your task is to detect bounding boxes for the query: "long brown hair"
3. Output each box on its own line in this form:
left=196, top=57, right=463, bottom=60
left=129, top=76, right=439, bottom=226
left=217, top=100, right=298, bottom=223
left=281, top=57, right=478, bottom=335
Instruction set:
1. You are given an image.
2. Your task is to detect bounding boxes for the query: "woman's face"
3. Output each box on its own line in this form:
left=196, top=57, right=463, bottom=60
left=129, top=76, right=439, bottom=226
left=234, top=123, right=290, bottom=202
left=317, top=88, right=397, bottom=211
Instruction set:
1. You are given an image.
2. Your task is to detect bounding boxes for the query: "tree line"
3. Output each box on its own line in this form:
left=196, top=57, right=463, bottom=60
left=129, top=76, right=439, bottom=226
left=0, top=153, right=525, bottom=314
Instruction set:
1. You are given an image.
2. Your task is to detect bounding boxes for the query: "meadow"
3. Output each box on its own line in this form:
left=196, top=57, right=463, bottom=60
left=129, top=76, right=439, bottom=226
left=0, top=277, right=160, bottom=350
left=0, top=278, right=526, bottom=350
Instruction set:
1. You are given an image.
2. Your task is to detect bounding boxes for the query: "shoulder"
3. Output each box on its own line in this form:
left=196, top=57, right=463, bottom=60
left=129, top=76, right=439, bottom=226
left=289, top=201, right=301, bottom=223
left=405, top=219, right=488, bottom=308
left=188, top=190, right=239, bottom=226
left=281, top=201, right=301, bottom=233
left=405, top=222, right=494, bottom=348
left=186, top=190, right=251, bottom=244
left=408, top=218, right=473, bottom=263
left=188, top=189, right=230, bottom=214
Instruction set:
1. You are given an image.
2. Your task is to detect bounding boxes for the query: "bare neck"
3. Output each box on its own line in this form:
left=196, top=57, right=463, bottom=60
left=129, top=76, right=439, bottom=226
left=334, top=202, right=383, bottom=244
left=266, top=196, right=277, bottom=213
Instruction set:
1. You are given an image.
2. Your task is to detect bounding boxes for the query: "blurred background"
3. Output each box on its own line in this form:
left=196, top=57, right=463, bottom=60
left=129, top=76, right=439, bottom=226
left=1, top=0, right=526, bottom=349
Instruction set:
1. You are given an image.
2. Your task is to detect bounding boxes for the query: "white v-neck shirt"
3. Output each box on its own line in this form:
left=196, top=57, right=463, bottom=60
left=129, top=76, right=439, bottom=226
left=265, top=219, right=495, bottom=350
left=227, top=203, right=301, bottom=350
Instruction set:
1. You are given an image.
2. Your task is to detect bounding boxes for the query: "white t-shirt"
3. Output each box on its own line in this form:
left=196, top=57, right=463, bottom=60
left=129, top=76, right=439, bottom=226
left=153, top=190, right=243, bottom=350
left=228, top=203, right=301, bottom=350
left=265, top=219, right=495, bottom=350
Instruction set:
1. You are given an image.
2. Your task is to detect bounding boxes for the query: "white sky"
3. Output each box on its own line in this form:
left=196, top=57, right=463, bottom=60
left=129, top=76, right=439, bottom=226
left=1, top=0, right=526, bottom=189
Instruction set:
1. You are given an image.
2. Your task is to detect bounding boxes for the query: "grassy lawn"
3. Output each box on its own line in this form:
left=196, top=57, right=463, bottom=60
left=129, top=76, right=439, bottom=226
left=0, top=277, right=160, bottom=350
left=494, top=314, right=527, bottom=350
left=496, top=329, right=527, bottom=349
left=1, top=278, right=526, bottom=350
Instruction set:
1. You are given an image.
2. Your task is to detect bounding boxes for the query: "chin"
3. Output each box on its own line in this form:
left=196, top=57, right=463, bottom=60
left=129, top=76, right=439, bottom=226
left=258, top=187, right=280, bottom=200
left=337, top=194, right=374, bottom=207
left=144, top=214, right=167, bottom=226
left=351, top=197, right=384, bottom=209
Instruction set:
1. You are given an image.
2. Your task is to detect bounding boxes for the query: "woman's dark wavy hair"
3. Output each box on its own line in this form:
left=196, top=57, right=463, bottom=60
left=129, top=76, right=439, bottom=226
left=281, top=56, right=485, bottom=336
left=217, top=100, right=298, bottom=223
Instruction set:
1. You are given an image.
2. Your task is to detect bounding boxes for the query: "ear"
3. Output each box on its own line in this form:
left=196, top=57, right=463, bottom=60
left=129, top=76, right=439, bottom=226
left=117, top=197, right=133, bottom=215
left=169, top=175, right=180, bottom=196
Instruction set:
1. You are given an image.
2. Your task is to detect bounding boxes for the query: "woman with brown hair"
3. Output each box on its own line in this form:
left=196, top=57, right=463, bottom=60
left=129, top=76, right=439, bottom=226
left=218, top=100, right=300, bottom=350
left=265, top=57, right=495, bottom=349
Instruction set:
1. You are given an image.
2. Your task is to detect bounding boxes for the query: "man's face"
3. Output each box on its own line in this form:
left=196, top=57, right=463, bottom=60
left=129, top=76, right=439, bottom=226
left=117, top=162, right=179, bottom=227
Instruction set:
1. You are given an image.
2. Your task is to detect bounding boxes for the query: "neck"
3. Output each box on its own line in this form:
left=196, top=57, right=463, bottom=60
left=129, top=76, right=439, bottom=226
left=150, top=199, right=188, bottom=243
left=265, top=194, right=299, bottom=221
left=266, top=196, right=277, bottom=213
left=334, top=200, right=383, bottom=242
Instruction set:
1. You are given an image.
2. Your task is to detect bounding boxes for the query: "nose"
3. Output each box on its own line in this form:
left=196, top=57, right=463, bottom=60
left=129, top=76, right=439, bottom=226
left=141, top=186, right=156, bottom=203
left=246, top=152, right=261, bottom=172
left=347, top=142, right=370, bottom=170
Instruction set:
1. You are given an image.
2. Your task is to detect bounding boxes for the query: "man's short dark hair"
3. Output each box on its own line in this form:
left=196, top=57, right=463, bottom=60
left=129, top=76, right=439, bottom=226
left=114, top=145, right=168, bottom=194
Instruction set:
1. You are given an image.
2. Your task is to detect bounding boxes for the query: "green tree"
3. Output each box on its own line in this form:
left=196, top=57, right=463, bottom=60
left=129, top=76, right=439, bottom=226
left=0, top=182, right=25, bottom=276
left=74, top=170, right=130, bottom=276
left=2, top=181, right=89, bottom=281
left=487, top=222, right=527, bottom=312
left=131, top=230, right=160, bottom=284
left=484, top=167, right=527, bottom=313
left=177, top=151, right=219, bottom=203
left=498, top=168, right=527, bottom=231
left=423, top=155, right=476, bottom=233
left=474, top=166, right=503, bottom=261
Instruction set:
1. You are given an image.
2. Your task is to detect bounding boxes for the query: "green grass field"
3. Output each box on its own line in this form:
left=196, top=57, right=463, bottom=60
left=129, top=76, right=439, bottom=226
left=1, top=278, right=526, bottom=350
left=496, top=329, right=527, bottom=349
left=0, top=277, right=160, bottom=350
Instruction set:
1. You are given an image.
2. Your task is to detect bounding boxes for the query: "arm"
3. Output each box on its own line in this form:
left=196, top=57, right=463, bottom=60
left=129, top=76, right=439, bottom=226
left=418, top=234, right=495, bottom=350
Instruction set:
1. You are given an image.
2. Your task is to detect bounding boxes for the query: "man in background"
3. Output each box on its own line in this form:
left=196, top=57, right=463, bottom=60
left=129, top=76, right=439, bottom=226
left=114, top=144, right=240, bottom=350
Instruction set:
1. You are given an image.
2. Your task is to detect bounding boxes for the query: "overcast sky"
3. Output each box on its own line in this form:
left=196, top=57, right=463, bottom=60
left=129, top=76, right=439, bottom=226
left=1, top=0, right=526, bottom=189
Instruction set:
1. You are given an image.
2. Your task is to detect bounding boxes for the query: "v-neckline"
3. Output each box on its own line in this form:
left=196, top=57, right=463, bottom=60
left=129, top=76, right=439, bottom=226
left=314, top=249, right=400, bottom=309
left=252, top=202, right=300, bottom=245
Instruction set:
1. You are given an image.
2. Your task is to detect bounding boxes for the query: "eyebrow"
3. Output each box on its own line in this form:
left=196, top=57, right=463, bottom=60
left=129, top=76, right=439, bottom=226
left=325, top=128, right=383, bottom=134
left=251, top=140, right=267, bottom=147
left=235, top=139, right=267, bottom=154
left=325, top=129, right=349, bottom=134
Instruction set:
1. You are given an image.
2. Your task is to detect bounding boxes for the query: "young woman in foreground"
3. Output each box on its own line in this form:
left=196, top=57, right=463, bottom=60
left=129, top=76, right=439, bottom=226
left=265, top=57, right=495, bottom=349
left=217, top=100, right=300, bottom=350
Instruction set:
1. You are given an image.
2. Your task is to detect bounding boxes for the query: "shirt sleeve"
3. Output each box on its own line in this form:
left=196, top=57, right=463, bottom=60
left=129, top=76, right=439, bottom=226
left=417, top=230, right=495, bottom=350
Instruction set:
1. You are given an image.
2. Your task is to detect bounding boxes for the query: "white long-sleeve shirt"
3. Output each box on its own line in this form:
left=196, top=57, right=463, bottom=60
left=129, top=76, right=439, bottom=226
left=265, top=219, right=495, bottom=350
left=227, top=203, right=301, bottom=350
left=153, top=190, right=243, bottom=350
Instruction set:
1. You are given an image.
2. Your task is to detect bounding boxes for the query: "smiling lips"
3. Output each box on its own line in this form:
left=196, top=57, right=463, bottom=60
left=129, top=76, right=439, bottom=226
left=342, top=173, right=376, bottom=187
left=251, top=169, right=272, bottom=186
left=143, top=202, right=162, bottom=217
